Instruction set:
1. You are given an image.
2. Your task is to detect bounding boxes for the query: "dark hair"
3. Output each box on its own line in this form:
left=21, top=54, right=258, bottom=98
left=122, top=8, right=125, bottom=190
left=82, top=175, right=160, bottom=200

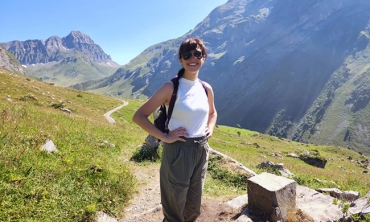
left=177, top=38, right=207, bottom=78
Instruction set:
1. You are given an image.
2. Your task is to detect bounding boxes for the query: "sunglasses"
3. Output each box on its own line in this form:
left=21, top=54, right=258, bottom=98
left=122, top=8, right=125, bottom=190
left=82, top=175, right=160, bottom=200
left=181, top=50, right=203, bottom=60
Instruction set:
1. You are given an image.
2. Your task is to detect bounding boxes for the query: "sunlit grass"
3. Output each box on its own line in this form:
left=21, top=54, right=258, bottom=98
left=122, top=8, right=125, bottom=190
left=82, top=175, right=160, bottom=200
left=0, top=70, right=141, bottom=221
left=207, top=126, right=370, bottom=197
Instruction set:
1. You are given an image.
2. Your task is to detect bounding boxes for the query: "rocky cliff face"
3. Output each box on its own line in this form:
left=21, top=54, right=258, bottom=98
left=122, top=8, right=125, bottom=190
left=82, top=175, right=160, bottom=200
left=0, top=44, right=27, bottom=75
left=1, top=31, right=120, bottom=87
left=2, top=31, right=113, bottom=65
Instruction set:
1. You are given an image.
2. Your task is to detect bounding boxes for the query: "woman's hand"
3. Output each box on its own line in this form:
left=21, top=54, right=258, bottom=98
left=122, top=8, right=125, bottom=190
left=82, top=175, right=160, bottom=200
left=164, top=127, right=188, bottom=143
left=205, top=126, right=213, bottom=138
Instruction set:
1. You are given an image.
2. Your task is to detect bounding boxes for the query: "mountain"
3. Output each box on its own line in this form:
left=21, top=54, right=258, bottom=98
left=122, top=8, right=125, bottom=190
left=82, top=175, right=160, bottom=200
left=75, top=0, right=370, bottom=155
left=0, top=44, right=27, bottom=75
left=1, top=31, right=120, bottom=87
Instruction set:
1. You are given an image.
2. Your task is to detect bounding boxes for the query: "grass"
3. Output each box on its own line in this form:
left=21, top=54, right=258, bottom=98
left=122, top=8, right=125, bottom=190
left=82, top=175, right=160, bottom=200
left=205, top=125, right=370, bottom=197
left=0, top=70, right=143, bottom=221
left=1, top=69, right=370, bottom=221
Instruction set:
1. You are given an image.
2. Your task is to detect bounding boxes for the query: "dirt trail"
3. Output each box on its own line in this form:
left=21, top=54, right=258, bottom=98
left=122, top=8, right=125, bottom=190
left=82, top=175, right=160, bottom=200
left=104, top=101, right=128, bottom=124
left=119, top=162, right=239, bottom=222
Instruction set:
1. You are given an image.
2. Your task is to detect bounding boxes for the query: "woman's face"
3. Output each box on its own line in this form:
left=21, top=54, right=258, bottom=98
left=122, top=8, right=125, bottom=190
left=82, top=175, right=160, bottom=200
left=180, top=46, right=205, bottom=74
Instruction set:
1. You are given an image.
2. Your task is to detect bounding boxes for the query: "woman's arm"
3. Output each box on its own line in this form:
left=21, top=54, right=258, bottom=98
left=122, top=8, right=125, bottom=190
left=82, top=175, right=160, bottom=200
left=132, top=81, right=188, bottom=143
left=204, top=82, right=217, bottom=138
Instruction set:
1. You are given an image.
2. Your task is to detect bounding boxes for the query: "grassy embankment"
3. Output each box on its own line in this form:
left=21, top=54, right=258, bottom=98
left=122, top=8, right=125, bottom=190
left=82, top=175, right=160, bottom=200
left=0, top=69, right=144, bottom=221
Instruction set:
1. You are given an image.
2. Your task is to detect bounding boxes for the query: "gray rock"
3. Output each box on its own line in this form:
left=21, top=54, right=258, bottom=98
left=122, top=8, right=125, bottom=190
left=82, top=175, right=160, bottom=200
left=97, top=211, right=117, bottom=222
left=144, top=134, right=160, bottom=150
left=362, top=205, right=370, bottom=215
left=296, top=185, right=342, bottom=222
left=224, top=194, right=248, bottom=211
left=349, top=191, right=370, bottom=215
left=41, top=139, right=58, bottom=153
left=247, top=172, right=296, bottom=222
left=341, top=190, right=360, bottom=202
left=287, top=153, right=299, bottom=158
left=316, top=188, right=342, bottom=199
left=60, top=107, right=71, bottom=114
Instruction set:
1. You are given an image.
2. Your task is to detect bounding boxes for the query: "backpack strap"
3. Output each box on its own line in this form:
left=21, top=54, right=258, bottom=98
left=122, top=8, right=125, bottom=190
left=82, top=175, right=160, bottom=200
left=164, top=77, right=179, bottom=132
left=199, top=80, right=208, bottom=97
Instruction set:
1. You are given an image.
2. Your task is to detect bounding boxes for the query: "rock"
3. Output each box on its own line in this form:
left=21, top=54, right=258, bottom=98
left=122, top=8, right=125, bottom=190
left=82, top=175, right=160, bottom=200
left=236, top=213, right=253, bottom=222
left=257, top=161, right=295, bottom=178
left=316, top=188, right=342, bottom=199
left=97, top=211, right=117, bottom=222
left=224, top=194, right=248, bottom=211
left=341, top=190, right=360, bottom=202
left=279, top=168, right=295, bottom=178
left=287, top=153, right=299, bottom=158
left=299, top=153, right=327, bottom=168
left=60, top=107, right=71, bottom=114
left=41, top=139, right=58, bottom=153
left=362, top=205, right=370, bottom=215
left=257, top=161, right=275, bottom=169
left=144, top=134, right=159, bottom=150
left=236, top=208, right=254, bottom=222
left=349, top=191, right=370, bottom=215
left=247, top=172, right=296, bottom=222
left=296, top=186, right=342, bottom=222
left=317, top=188, right=360, bottom=202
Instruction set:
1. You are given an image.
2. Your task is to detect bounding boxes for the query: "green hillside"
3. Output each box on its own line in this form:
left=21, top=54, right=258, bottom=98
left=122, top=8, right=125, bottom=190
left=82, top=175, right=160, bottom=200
left=0, top=69, right=143, bottom=221
left=27, top=53, right=118, bottom=87
left=0, top=69, right=369, bottom=221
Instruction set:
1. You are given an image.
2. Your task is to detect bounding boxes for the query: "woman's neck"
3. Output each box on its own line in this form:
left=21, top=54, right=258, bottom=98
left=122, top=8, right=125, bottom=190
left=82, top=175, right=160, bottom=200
left=183, top=71, right=199, bottom=81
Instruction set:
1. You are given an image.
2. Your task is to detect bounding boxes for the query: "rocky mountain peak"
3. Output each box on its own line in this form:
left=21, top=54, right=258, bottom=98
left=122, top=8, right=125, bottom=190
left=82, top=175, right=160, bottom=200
left=63, top=30, right=95, bottom=48
left=45, top=36, right=63, bottom=52
left=2, top=31, right=114, bottom=64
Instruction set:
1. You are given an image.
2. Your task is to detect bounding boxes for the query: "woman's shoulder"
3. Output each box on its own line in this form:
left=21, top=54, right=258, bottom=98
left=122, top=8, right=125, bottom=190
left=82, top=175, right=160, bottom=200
left=198, top=79, right=212, bottom=90
left=158, top=80, right=175, bottom=95
left=163, top=80, right=175, bottom=89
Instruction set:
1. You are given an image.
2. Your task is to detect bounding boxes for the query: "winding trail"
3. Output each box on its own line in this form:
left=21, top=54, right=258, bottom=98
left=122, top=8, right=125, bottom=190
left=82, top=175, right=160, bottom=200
left=103, top=100, right=128, bottom=123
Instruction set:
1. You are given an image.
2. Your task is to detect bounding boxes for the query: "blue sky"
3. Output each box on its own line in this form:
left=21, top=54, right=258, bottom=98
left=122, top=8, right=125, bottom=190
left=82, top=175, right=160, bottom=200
left=0, top=0, right=228, bottom=65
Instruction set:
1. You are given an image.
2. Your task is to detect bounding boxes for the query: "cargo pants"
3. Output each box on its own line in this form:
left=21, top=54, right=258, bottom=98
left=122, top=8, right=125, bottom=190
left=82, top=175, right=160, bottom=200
left=160, top=136, right=209, bottom=222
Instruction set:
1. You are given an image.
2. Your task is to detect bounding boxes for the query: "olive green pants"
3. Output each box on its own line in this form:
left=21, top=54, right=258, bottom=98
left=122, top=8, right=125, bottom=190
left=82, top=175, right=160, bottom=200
left=160, top=136, right=209, bottom=222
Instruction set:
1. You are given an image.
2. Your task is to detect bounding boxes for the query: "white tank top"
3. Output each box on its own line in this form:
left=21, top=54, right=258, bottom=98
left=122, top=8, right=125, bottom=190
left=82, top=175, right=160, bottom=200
left=168, top=78, right=209, bottom=137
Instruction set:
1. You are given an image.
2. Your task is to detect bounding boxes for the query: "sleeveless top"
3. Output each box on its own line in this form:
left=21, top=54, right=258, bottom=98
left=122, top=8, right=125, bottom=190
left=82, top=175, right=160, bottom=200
left=168, top=78, right=209, bottom=137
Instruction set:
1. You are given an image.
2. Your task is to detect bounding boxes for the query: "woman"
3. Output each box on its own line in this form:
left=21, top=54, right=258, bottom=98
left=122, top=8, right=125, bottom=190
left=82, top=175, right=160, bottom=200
left=132, top=37, right=217, bottom=222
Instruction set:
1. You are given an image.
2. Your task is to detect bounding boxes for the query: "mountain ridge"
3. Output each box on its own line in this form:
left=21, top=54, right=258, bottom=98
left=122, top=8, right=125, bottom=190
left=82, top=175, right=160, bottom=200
left=2, top=30, right=115, bottom=65
left=2, top=31, right=120, bottom=87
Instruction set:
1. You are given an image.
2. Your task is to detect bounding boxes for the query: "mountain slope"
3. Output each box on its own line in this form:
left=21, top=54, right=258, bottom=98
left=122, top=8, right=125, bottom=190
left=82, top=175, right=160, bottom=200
left=0, top=44, right=27, bottom=75
left=72, top=0, right=370, bottom=154
left=2, top=31, right=120, bottom=86
left=292, top=40, right=370, bottom=153
left=26, top=53, right=119, bottom=87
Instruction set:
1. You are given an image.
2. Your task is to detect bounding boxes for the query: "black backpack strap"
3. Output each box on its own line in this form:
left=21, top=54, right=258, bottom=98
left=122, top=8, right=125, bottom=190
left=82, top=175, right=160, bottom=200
left=164, top=77, right=179, bottom=132
left=199, top=79, right=208, bottom=96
